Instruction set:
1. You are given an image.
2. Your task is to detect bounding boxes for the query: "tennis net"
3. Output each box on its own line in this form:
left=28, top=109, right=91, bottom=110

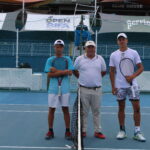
left=71, top=88, right=84, bottom=150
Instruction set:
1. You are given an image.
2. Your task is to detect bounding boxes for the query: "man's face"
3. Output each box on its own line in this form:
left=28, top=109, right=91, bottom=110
left=117, top=37, right=128, bottom=48
left=85, top=45, right=96, bottom=56
left=54, top=44, right=64, bottom=55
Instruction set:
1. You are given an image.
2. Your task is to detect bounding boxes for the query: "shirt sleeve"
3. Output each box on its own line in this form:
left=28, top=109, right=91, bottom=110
left=66, top=57, right=74, bottom=70
left=109, top=54, right=115, bottom=67
left=99, top=56, right=106, bottom=72
left=74, top=56, right=81, bottom=70
left=44, top=57, right=53, bottom=73
left=134, top=51, right=142, bottom=65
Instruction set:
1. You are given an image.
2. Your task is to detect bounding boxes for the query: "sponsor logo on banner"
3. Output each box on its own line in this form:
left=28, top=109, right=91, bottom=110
left=25, top=14, right=90, bottom=31
left=127, top=19, right=150, bottom=30
left=46, top=16, right=70, bottom=29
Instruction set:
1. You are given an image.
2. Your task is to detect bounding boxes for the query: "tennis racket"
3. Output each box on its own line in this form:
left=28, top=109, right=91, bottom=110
left=52, top=57, right=68, bottom=96
left=119, top=58, right=136, bottom=98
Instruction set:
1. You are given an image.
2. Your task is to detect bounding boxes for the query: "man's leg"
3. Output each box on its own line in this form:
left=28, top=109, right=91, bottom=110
left=131, top=100, right=140, bottom=127
left=131, top=100, right=146, bottom=142
left=90, top=88, right=105, bottom=139
left=61, top=93, right=71, bottom=139
left=45, top=107, right=55, bottom=139
left=80, top=87, right=91, bottom=136
left=62, top=106, right=70, bottom=129
left=115, top=88, right=127, bottom=139
left=116, top=100, right=127, bottom=140
left=128, top=85, right=146, bottom=142
left=118, top=100, right=126, bottom=130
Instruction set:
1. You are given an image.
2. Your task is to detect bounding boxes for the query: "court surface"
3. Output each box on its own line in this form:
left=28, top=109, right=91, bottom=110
left=0, top=91, right=149, bottom=150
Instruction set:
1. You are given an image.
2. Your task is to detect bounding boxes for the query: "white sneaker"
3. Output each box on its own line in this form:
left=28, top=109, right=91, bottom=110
left=116, top=130, right=127, bottom=140
left=133, top=131, right=146, bottom=142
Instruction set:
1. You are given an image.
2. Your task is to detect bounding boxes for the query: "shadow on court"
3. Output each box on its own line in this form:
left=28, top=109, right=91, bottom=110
left=0, top=91, right=149, bottom=150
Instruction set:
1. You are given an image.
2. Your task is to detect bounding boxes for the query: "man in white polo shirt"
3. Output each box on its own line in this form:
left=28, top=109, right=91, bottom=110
left=74, top=40, right=106, bottom=139
left=109, top=33, right=146, bottom=142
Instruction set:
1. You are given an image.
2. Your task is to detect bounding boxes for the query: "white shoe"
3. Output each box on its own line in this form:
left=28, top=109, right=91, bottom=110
left=133, top=131, right=146, bottom=142
left=116, top=130, right=127, bottom=140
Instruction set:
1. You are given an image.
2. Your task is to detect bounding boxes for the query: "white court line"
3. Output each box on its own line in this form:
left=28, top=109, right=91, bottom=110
left=102, top=106, right=150, bottom=109
left=0, top=146, right=67, bottom=149
left=0, top=110, right=47, bottom=113
left=85, top=149, right=147, bottom=150
left=0, top=146, right=147, bottom=150
left=0, top=109, right=150, bottom=116
left=0, top=104, right=47, bottom=107
left=0, top=104, right=150, bottom=109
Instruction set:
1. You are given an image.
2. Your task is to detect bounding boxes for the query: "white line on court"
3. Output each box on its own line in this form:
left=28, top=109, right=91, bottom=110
left=0, top=104, right=150, bottom=109
left=0, top=146, right=147, bottom=150
left=0, top=104, right=47, bottom=106
left=102, top=106, right=150, bottom=109
left=85, top=149, right=147, bottom=150
left=0, top=109, right=150, bottom=115
left=0, top=146, right=67, bottom=149
left=0, top=110, right=47, bottom=113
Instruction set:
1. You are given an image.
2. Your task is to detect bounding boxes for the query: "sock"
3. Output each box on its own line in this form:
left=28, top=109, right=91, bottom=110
left=120, top=125, right=125, bottom=132
left=66, top=128, right=70, bottom=132
left=135, top=126, right=141, bottom=133
left=49, top=128, right=53, bottom=132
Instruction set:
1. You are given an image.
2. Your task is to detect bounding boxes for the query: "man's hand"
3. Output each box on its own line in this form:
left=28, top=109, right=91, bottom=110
left=50, top=67, right=57, bottom=73
left=112, top=87, right=117, bottom=95
left=125, top=75, right=135, bottom=84
left=63, top=70, right=72, bottom=76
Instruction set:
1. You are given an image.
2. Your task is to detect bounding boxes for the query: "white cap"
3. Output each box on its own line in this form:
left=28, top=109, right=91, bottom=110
left=117, top=33, right=127, bottom=39
left=54, top=39, right=64, bottom=46
left=85, top=41, right=96, bottom=47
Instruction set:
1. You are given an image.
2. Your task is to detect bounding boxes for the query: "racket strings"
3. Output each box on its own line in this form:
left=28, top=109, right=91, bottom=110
left=120, top=59, right=134, bottom=76
left=52, top=57, right=68, bottom=71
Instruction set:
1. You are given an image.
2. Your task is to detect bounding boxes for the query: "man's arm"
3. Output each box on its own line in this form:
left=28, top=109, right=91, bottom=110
left=126, top=63, right=144, bottom=83
left=110, top=66, right=117, bottom=95
left=100, top=56, right=107, bottom=77
left=48, top=67, right=72, bottom=78
left=73, top=70, right=79, bottom=78
left=101, top=71, right=106, bottom=77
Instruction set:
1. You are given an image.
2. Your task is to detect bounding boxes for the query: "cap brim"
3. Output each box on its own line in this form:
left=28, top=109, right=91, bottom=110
left=117, top=36, right=127, bottom=39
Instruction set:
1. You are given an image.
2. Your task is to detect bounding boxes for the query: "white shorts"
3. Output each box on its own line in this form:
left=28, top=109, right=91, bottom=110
left=48, top=93, right=70, bottom=108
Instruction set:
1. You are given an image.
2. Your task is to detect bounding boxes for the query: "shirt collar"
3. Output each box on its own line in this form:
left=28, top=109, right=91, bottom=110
left=84, top=53, right=98, bottom=60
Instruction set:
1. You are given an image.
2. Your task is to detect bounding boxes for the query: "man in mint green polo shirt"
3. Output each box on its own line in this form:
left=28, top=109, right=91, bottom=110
left=44, top=39, right=74, bottom=140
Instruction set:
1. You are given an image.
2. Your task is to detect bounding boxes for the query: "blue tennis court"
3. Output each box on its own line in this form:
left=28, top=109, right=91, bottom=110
left=0, top=91, right=149, bottom=150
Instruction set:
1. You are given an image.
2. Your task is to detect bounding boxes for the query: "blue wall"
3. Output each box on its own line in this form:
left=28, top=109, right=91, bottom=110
left=0, top=56, right=150, bottom=72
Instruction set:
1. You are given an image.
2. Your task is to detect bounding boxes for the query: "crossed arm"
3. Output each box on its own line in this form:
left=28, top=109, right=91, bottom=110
left=47, top=67, right=72, bottom=78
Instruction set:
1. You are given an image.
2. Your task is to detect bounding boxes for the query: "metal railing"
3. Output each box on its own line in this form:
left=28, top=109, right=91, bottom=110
left=0, top=42, right=150, bottom=59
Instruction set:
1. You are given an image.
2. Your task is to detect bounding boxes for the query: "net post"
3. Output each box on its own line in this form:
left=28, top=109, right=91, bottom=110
left=77, top=87, right=82, bottom=150
left=16, top=28, right=19, bottom=68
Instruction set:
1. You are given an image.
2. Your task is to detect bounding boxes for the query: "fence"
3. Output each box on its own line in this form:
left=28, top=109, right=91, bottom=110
left=0, top=42, right=150, bottom=59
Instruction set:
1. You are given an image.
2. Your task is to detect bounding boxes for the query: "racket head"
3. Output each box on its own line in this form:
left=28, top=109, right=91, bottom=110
left=52, top=57, right=68, bottom=70
left=119, top=58, right=134, bottom=77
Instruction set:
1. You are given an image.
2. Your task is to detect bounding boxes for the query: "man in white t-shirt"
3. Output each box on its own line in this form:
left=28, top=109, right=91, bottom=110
left=109, top=33, right=146, bottom=142
left=74, top=41, right=106, bottom=139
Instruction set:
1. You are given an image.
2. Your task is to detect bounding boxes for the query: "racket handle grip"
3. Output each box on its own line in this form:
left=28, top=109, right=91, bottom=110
left=131, top=86, right=136, bottom=98
left=58, top=86, right=61, bottom=96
